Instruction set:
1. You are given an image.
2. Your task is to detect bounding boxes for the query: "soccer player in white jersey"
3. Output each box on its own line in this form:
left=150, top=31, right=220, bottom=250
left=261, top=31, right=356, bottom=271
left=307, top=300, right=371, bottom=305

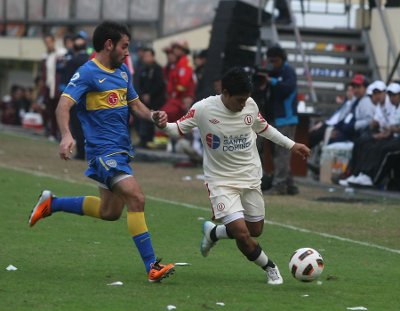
left=160, top=67, right=310, bottom=285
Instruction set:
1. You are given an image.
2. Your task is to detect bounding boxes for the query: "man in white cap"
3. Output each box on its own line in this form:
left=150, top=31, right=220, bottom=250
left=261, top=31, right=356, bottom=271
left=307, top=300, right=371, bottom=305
left=340, top=82, right=400, bottom=187
left=367, top=80, right=393, bottom=137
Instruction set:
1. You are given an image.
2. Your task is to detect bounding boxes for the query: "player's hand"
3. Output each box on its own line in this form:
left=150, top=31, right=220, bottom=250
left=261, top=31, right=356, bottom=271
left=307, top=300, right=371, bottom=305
left=59, top=134, right=75, bottom=160
left=291, top=143, right=310, bottom=160
left=152, top=110, right=168, bottom=128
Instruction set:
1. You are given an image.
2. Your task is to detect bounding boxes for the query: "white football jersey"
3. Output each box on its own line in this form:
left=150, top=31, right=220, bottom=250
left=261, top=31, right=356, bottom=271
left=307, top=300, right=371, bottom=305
left=165, top=95, right=294, bottom=187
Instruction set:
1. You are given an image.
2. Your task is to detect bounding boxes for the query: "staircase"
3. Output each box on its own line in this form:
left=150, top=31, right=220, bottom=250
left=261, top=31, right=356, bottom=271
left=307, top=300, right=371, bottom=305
left=276, top=25, right=375, bottom=115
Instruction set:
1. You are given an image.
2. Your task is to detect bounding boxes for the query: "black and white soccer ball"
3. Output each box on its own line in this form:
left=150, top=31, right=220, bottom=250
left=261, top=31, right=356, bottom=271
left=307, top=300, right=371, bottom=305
left=289, top=247, right=324, bottom=282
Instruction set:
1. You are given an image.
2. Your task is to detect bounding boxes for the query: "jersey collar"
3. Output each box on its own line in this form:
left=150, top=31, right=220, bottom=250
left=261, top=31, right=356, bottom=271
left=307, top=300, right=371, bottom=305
left=92, top=58, right=116, bottom=73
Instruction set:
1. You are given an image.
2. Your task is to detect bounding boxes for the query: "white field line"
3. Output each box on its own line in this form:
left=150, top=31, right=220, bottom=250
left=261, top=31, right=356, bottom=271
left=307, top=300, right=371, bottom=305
left=3, top=165, right=400, bottom=255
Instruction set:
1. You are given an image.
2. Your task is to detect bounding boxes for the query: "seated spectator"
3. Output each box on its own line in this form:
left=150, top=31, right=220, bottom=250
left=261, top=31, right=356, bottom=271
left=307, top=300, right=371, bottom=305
left=309, top=83, right=354, bottom=149
left=367, top=80, right=393, bottom=138
left=329, top=74, right=375, bottom=144
left=1, top=85, right=26, bottom=125
left=339, top=82, right=400, bottom=188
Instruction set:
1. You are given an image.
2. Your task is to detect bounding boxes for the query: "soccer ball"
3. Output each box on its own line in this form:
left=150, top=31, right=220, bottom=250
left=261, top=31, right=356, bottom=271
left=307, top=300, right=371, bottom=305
left=289, top=248, right=324, bottom=282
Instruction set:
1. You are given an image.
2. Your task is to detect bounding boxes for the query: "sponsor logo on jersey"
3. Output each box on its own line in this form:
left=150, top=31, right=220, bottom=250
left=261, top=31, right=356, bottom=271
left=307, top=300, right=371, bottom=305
left=105, top=159, right=117, bottom=168
left=216, top=202, right=225, bottom=211
left=244, top=114, right=253, bottom=125
left=206, top=133, right=220, bottom=149
left=71, top=72, right=80, bottom=81
left=209, top=118, right=220, bottom=124
left=120, top=72, right=128, bottom=83
left=178, top=108, right=195, bottom=122
left=222, top=133, right=251, bottom=151
left=98, top=78, right=106, bottom=83
left=108, top=92, right=119, bottom=106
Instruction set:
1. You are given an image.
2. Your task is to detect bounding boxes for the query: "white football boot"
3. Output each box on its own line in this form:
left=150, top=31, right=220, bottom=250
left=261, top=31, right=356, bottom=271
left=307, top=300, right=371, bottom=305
left=266, top=265, right=284, bottom=285
left=200, top=221, right=216, bottom=257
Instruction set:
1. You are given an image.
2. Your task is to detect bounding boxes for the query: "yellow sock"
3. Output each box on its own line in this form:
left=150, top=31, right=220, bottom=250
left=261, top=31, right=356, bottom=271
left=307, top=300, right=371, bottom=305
left=82, top=196, right=101, bottom=218
left=127, top=212, right=148, bottom=236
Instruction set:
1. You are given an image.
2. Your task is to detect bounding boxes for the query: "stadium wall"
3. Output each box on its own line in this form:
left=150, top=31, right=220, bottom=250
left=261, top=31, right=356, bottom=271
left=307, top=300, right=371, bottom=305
left=368, top=8, right=400, bottom=81
left=152, top=25, right=212, bottom=65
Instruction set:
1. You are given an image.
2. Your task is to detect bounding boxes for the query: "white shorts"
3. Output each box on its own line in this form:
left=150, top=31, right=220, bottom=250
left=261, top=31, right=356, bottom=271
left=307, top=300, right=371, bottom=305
left=206, top=184, right=265, bottom=222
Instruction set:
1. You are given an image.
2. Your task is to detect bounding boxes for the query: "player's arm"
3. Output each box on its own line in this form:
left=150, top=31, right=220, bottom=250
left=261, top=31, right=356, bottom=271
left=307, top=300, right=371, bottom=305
left=159, top=107, right=198, bottom=138
left=129, top=98, right=167, bottom=128
left=55, top=96, right=76, bottom=160
left=253, top=108, right=310, bottom=160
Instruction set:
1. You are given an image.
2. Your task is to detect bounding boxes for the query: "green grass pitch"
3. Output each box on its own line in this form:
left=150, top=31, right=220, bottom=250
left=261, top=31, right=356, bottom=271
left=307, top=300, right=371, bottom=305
left=1, top=167, right=400, bottom=310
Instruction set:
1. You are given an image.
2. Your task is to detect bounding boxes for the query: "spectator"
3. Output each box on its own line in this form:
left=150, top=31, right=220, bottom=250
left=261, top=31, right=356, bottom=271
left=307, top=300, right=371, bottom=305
left=64, top=32, right=90, bottom=160
left=30, top=76, right=47, bottom=123
left=41, top=33, right=66, bottom=141
left=162, top=45, right=177, bottom=83
left=162, top=40, right=195, bottom=122
left=136, top=47, right=166, bottom=148
left=339, top=82, right=400, bottom=187
left=264, top=46, right=299, bottom=195
left=309, top=84, right=354, bottom=149
left=329, top=74, right=375, bottom=143
left=275, top=0, right=292, bottom=24
left=145, top=45, right=178, bottom=150
left=1, top=87, right=20, bottom=125
left=133, top=45, right=146, bottom=90
left=368, top=80, right=393, bottom=136
left=193, top=49, right=208, bottom=101
left=2, top=85, right=25, bottom=125
left=338, top=81, right=388, bottom=186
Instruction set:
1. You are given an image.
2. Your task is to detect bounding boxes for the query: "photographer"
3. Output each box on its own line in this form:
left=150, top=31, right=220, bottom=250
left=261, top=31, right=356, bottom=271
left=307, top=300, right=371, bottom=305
left=263, top=46, right=299, bottom=195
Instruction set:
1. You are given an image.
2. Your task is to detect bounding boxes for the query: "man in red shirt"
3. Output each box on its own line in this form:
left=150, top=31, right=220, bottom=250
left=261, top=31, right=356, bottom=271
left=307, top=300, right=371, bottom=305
left=162, top=40, right=195, bottom=122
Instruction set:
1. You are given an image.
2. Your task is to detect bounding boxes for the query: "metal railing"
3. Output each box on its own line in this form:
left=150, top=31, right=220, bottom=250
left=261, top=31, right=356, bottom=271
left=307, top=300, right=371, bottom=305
left=284, top=0, right=318, bottom=103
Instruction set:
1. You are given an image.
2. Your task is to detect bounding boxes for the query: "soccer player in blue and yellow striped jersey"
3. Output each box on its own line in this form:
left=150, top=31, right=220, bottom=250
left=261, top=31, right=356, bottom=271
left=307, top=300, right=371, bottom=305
left=28, top=21, right=174, bottom=283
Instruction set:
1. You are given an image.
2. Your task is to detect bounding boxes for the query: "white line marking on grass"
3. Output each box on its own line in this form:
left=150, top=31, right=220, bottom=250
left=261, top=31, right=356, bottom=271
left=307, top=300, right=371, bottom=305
left=147, top=195, right=210, bottom=212
left=3, top=165, right=400, bottom=255
left=147, top=195, right=400, bottom=255
left=264, top=220, right=400, bottom=255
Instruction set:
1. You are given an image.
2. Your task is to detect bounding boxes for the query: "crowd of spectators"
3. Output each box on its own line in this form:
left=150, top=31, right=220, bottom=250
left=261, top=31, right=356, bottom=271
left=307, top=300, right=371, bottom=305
left=0, top=34, right=208, bottom=164
left=308, top=73, right=400, bottom=191
left=2, top=32, right=399, bottom=192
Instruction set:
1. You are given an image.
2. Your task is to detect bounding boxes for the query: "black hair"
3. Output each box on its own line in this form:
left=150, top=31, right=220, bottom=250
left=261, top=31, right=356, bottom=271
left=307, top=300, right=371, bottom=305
left=142, top=47, right=155, bottom=56
left=266, top=46, right=287, bottom=62
left=221, top=67, right=253, bottom=96
left=92, top=21, right=131, bottom=52
left=63, top=33, right=73, bottom=44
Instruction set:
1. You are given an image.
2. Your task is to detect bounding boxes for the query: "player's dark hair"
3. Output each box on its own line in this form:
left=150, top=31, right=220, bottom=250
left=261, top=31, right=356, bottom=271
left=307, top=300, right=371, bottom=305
left=93, top=21, right=131, bottom=52
left=221, top=67, right=253, bottom=96
left=266, top=46, right=287, bottom=62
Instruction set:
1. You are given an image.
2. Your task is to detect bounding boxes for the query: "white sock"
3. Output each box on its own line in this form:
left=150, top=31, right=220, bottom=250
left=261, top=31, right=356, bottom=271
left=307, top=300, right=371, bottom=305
left=215, top=225, right=230, bottom=239
left=254, top=251, right=269, bottom=268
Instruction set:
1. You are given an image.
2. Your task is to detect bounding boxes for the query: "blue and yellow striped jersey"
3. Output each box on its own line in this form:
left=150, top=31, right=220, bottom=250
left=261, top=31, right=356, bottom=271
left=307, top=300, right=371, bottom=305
left=62, top=59, right=138, bottom=160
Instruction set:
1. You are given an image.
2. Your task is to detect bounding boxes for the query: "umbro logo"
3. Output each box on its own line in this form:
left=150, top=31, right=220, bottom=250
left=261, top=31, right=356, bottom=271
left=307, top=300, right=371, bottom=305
left=209, top=119, right=220, bottom=124
left=99, top=78, right=106, bottom=83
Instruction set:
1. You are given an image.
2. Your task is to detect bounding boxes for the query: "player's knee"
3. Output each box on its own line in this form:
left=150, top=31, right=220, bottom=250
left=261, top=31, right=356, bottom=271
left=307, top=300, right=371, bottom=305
left=125, top=192, right=145, bottom=212
left=249, top=229, right=262, bottom=237
left=234, top=230, right=252, bottom=243
left=100, top=208, right=122, bottom=221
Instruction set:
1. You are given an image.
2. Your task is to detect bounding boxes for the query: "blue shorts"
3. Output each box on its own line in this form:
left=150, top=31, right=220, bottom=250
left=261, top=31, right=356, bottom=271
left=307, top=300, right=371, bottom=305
left=85, top=152, right=134, bottom=190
